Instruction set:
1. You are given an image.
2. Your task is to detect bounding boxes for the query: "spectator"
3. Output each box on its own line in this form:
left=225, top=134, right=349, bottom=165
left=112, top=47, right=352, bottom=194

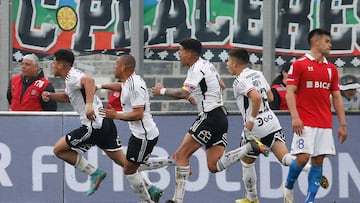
left=7, top=54, right=57, bottom=111
left=269, top=65, right=290, bottom=110
left=339, top=75, right=360, bottom=111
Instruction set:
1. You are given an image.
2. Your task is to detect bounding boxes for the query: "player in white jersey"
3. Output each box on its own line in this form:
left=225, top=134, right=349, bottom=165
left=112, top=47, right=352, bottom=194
left=41, top=49, right=127, bottom=196
left=99, top=54, right=171, bottom=203
left=226, top=48, right=328, bottom=203
left=152, top=38, right=268, bottom=203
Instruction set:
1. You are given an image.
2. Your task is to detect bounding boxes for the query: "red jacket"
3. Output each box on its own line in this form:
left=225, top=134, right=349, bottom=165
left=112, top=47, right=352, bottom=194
left=106, top=91, right=122, bottom=111
left=8, top=74, right=54, bottom=111
left=271, top=83, right=288, bottom=110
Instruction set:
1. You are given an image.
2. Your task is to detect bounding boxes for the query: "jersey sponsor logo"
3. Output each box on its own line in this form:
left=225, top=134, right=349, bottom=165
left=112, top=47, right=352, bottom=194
left=305, top=81, right=330, bottom=89
left=307, top=66, right=314, bottom=71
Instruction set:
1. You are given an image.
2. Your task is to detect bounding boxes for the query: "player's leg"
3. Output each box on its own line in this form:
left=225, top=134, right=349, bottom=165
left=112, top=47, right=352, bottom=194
left=168, top=132, right=201, bottom=203
left=124, top=135, right=160, bottom=202
left=283, top=128, right=314, bottom=203
left=138, top=153, right=176, bottom=171
left=305, top=128, right=335, bottom=203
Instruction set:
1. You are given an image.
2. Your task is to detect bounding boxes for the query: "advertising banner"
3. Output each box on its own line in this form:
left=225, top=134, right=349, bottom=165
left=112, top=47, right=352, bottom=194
left=11, top=0, right=360, bottom=67
left=0, top=113, right=359, bottom=202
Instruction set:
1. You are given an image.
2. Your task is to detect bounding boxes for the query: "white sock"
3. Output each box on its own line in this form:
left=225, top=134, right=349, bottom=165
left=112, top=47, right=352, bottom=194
left=281, top=153, right=295, bottom=166
left=173, top=166, right=190, bottom=203
left=241, top=160, right=258, bottom=201
left=216, top=143, right=252, bottom=171
left=126, top=171, right=151, bottom=201
left=141, top=171, right=152, bottom=190
left=138, top=155, right=176, bottom=171
left=74, top=154, right=96, bottom=175
left=281, top=153, right=311, bottom=172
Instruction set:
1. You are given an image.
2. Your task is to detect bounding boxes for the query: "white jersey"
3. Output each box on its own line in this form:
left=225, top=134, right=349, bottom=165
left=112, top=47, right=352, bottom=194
left=121, top=73, right=159, bottom=140
left=233, top=68, right=281, bottom=138
left=183, top=58, right=224, bottom=113
left=65, top=68, right=103, bottom=129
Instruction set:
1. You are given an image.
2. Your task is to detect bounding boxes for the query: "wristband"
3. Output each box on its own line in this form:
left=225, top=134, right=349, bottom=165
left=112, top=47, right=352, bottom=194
left=96, top=84, right=102, bottom=90
left=160, top=88, right=167, bottom=95
left=248, top=116, right=256, bottom=122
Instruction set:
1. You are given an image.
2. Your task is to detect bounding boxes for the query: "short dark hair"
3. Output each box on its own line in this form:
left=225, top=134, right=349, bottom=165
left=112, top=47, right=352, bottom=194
left=54, top=49, right=75, bottom=66
left=119, top=54, right=136, bottom=71
left=179, top=38, right=202, bottom=56
left=307, top=28, right=330, bottom=45
left=228, top=48, right=249, bottom=64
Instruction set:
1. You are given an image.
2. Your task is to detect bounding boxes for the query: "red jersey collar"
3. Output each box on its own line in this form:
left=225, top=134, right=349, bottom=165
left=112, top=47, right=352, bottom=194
left=305, top=53, right=329, bottom=64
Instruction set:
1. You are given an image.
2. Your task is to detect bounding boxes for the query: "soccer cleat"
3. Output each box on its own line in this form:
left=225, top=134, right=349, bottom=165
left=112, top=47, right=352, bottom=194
left=87, top=169, right=106, bottom=196
left=165, top=200, right=175, bottom=203
left=148, top=185, right=163, bottom=203
left=283, top=182, right=295, bottom=203
left=249, top=135, right=270, bottom=157
left=235, top=197, right=259, bottom=203
left=321, top=175, right=329, bottom=189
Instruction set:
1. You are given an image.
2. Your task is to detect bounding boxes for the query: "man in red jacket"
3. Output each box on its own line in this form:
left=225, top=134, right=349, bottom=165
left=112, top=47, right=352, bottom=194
left=7, top=54, right=57, bottom=111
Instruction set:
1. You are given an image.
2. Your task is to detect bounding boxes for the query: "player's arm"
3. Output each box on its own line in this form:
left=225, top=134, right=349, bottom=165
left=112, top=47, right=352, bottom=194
left=286, top=84, right=303, bottom=135
left=40, top=83, right=57, bottom=111
left=245, top=89, right=261, bottom=130
left=331, top=90, right=347, bottom=144
left=81, top=76, right=96, bottom=120
left=97, top=82, right=122, bottom=92
left=42, top=91, right=70, bottom=103
left=152, top=83, right=191, bottom=100
left=104, top=106, right=144, bottom=121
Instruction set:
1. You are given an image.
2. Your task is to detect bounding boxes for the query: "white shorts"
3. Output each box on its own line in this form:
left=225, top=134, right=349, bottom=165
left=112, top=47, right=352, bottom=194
left=290, top=126, right=336, bottom=157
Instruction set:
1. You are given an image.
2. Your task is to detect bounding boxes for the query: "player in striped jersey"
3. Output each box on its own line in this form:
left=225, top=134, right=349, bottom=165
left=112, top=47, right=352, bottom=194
left=42, top=49, right=127, bottom=196
left=152, top=38, right=268, bottom=203
left=226, top=48, right=328, bottom=203
left=99, top=54, right=166, bottom=203
left=283, top=29, right=347, bottom=203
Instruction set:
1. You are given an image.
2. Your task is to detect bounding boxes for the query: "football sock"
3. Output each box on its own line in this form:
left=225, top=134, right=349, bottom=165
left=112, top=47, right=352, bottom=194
left=173, top=165, right=190, bottom=203
left=281, top=153, right=295, bottom=166
left=74, top=154, right=96, bottom=175
left=140, top=171, right=152, bottom=190
left=126, top=171, right=151, bottom=201
left=216, top=143, right=252, bottom=171
left=241, top=161, right=258, bottom=201
left=281, top=153, right=313, bottom=174
left=285, top=160, right=303, bottom=189
left=305, top=166, right=322, bottom=202
left=138, top=155, right=176, bottom=171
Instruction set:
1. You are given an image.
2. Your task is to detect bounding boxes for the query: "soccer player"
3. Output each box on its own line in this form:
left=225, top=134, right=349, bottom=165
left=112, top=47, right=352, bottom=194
left=152, top=38, right=268, bottom=203
left=99, top=54, right=169, bottom=203
left=283, top=28, right=347, bottom=203
left=226, top=48, right=329, bottom=203
left=42, top=49, right=163, bottom=202
left=41, top=48, right=126, bottom=196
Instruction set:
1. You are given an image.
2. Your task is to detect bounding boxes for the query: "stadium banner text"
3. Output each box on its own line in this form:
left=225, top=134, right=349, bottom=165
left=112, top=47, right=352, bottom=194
left=12, top=0, right=360, bottom=66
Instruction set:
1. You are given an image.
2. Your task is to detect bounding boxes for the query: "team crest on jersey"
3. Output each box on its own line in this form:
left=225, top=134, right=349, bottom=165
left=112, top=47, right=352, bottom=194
left=30, top=88, right=40, bottom=96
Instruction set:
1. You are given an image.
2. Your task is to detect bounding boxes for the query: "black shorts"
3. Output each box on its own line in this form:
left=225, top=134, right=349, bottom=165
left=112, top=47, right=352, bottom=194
left=189, top=106, right=228, bottom=149
left=241, top=129, right=285, bottom=158
left=126, top=135, right=158, bottom=165
left=66, top=118, right=122, bottom=152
